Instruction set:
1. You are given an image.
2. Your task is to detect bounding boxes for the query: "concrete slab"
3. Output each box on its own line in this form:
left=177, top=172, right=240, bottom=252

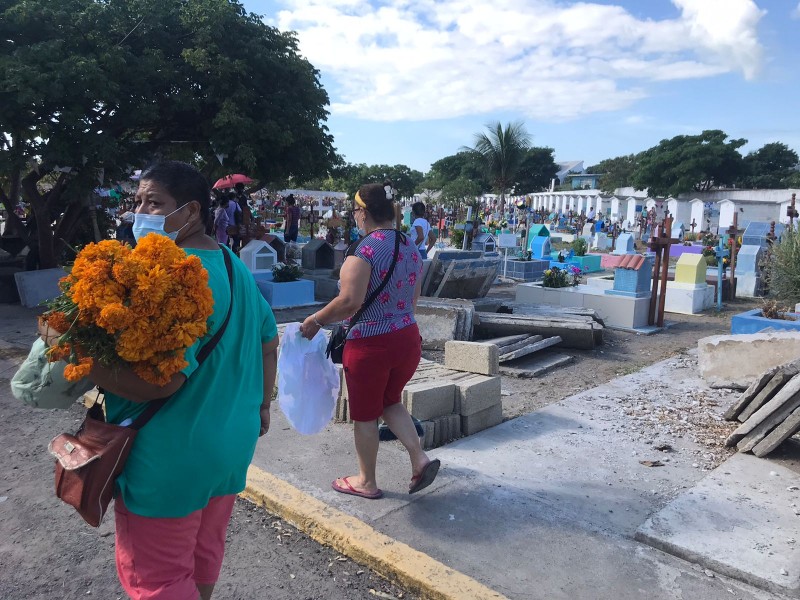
left=698, top=332, right=800, bottom=389
left=499, top=352, right=574, bottom=378
left=636, top=452, right=800, bottom=597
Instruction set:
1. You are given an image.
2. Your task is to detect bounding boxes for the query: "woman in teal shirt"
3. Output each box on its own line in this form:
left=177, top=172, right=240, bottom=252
left=87, top=161, right=279, bottom=600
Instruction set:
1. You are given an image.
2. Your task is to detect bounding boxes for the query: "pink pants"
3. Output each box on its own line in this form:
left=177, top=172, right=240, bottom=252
left=114, top=495, right=236, bottom=600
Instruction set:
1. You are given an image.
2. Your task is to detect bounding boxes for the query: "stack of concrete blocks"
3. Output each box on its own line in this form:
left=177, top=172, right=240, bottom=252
left=415, top=298, right=475, bottom=350
left=736, top=245, right=765, bottom=298
left=664, top=253, right=714, bottom=314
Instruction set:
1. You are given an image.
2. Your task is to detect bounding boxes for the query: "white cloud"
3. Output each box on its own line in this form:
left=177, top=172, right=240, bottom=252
left=273, top=0, right=766, bottom=122
left=793, top=2, right=800, bottom=18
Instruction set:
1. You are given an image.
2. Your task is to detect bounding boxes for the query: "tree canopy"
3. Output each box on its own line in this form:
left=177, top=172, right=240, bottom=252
left=513, top=147, right=559, bottom=194
left=630, top=130, right=746, bottom=197
left=0, top=0, right=335, bottom=267
left=466, top=121, right=531, bottom=212
left=587, top=154, right=638, bottom=194
left=739, top=142, right=800, bottom=189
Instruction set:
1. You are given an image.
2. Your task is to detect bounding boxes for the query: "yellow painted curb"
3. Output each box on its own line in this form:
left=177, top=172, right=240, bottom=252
left=241, top=465, right=508, bottom=600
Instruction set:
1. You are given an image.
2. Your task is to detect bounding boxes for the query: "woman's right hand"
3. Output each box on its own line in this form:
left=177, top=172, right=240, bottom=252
left=299, top=314, right=321, bottom=340
left=38, top=318, right=63, bottom=346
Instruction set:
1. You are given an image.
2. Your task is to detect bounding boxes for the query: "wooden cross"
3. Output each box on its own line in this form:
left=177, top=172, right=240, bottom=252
left=648, top=217, right=681, bottom=328
left=690, top=219, right=697, bottom=233
left=767, top=221, right=777, bottom=245
left=724, top=212, right=741, bottom=300
left=788, top=193, right=798, bottom=229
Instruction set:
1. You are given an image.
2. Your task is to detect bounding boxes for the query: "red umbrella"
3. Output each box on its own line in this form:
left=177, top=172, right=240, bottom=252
left=212, top=174, right=254, bottom=189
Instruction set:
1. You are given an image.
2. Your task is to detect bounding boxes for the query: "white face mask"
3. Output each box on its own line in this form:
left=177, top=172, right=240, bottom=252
left=132, top=204, right=189, bottom=242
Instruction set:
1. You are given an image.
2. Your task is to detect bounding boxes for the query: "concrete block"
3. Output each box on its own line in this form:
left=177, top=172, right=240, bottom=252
left=454, top=375, right=502, bottom=416
left=460, top=403, right=503, bottom=436
left=444, top=341, right=499, bottom=375
left=664, top=282, right=713, bottom=315
left=14, top=268, right=66, bottom=308
left=415, top=306, right=459, bottom=350
left=402, top=381, right=455, bottom=421
left=698, top=332, right=800, bottom=389
left=446, top=414, right=461, bottom=442
left=420, top=421, right=435, bottom=450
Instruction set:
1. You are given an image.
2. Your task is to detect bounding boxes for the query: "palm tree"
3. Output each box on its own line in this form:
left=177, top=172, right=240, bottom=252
left=466, top=121, right=531, bottom=214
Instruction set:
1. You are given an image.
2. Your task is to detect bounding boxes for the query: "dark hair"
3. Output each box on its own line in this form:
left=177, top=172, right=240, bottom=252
left=286, top=194, right=295, bottom=205
left=140, top=161, right=211, bottom=225
left=358, top=183, right=394, bottom=222
left=234, top=182, right=245, bottom=192
left=411, top=202, right=426, bottom=217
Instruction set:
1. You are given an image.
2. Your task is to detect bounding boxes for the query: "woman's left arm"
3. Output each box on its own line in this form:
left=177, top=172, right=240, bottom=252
left=299, top=255, right=371, bottom=339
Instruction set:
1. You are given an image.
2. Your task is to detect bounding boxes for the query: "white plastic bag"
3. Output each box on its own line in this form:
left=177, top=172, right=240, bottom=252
left=11, top=338, right=94, bottom=409
left=277, top=323, right=340, bottom=435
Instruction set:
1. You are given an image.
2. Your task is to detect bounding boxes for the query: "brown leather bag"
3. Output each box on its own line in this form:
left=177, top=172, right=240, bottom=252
left=48, top=246, right=234, bottom=527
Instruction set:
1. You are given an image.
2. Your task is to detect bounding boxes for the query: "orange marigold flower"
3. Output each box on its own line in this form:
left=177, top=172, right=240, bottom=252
left=63, top=357, right=93, bottom=382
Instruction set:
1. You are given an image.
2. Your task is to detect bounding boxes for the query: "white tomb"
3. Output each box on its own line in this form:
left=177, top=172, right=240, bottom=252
left=240, top=240, right=278, bottom=274
left=736, top=245, right=765, bottom=298
left=592, top=232, right=609, bottom=251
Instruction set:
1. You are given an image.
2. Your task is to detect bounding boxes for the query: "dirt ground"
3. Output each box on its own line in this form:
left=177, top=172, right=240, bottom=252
left=0, top=289, right=762, bottom=600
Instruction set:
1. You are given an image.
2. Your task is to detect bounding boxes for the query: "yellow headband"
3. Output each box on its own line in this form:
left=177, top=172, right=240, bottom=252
left=354, top=191, right=366, bottom=209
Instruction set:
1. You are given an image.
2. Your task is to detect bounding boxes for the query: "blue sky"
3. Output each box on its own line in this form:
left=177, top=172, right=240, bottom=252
left=242, top=0, right=800, bottom=174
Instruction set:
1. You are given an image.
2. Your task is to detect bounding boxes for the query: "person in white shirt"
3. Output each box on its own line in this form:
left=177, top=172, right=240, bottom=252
left=411, top=202, right=434, bottom=259
left=586, top=206, right=596, bottom=223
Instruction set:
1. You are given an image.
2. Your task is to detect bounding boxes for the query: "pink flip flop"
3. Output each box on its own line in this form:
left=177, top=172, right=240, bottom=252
left=331, top=476, right=384, bottom=499
left=409, top=459, right=441, bottom=494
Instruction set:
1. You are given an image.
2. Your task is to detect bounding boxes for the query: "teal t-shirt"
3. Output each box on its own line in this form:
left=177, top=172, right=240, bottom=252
left=105, top=245, right=277, bottom=518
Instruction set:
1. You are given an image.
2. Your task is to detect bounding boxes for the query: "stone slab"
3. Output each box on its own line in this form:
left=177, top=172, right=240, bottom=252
left=698, top=332, right=800, bottom=389
left=444, top=341, right=499, bottom=376
left=401, top=381, right=456, bottom=421
left=738, top=371, right=796, bottom=423
left=724, top=368, right=777, bottom=421
left=499, top=352, right=574, bottom=378
left=14, top=268, right=66, bottom=308
left=453, top=375, right=502, bottom=416
left=752, top=405, right=800, bottom=457
left=727, top=375, right=800, bottom=450
left=460, top=402, right=503, bottom=436
left=636, top=452, right=800, bottom=596
left=499, top=336, right=562, bottom=362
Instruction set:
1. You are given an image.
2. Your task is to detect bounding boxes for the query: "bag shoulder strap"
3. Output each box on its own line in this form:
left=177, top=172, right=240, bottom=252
left=348, top=230, right=402, bottom=330
left=130, top=245, right=234, bottom=430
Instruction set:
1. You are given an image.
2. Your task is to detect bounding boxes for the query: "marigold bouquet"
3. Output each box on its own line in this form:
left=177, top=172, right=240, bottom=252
left=43, top=234, right=214, bottom=385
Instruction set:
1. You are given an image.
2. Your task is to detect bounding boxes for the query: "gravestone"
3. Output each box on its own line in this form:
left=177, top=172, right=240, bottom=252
left=606, top=255, right=653, bottom=298
left=472, top=232, right=497, bottom=254
left=581, top=223, right=594, bottom=237
left=526, top=224, right=550, bottom=254
left=591, top=232, right=609, bottom=251
left=240, top=240, right=278, bottom=274
left=743, top=221, right=784, bottom=248
left=530, top=236, right=551, bottom=260
left=737, top=245, right=765, bottom=298
left=612, top=233, right=636, bottom=255
left=14, top=268, right=67, bottom=308
left=301, top=239, right=334, bottom=270
left=674, top=253, right=705, bottom=285
left=672, top=222, right=685, bottom=242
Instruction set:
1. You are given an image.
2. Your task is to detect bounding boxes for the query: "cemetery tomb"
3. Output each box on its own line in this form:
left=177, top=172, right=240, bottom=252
left=718, top=200, right=735, bottom=230
left=606, top=254, right=653, bottom=299
left=530, top=236, right=551, bottom=260
left=612, top=233, right=636, bottom=255
left=674, top=253, right=705, bottom=285
left=671, top=222, right=685, bottom=242
left=690, top=199, right=704, bottom=232
left=473, top=232, right=497, bottom=254
left=736, top=245, right=765, bottom=298
left=591, top=232, right=609, bottom=251
left=743, top=221, right=784, bottom=248
left=301, top=239, right=335, bottom=270
left=240, top=240, right=278, bottom=274
left=665, top=253, right=714, bottom=314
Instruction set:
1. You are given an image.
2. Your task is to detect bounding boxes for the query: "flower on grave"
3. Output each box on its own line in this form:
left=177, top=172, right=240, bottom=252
left=544, top=269, right=552, bottom=276
left=570, top=266, right=582, bottom=275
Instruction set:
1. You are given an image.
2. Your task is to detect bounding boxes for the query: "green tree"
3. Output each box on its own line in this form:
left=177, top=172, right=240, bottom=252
left=587, top=154, right=638, bottom=194
left=513, top=147, right=558, bottom=194
left=466, top=121, right=532, bottom=213
left=739, top=142, right=799, bottom=189
left=439, top=177, right=482, bottom=211
left=0, top=0, right=335, bottom=268
left=421, top=152, right=491, bottom=193
left=631, top=130, right=746, bottom=197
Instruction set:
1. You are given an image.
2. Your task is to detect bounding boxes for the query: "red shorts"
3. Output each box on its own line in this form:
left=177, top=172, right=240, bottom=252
left=114, top=495, right=236, bottom=600
left=343, top=324, right=421, bottom=421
